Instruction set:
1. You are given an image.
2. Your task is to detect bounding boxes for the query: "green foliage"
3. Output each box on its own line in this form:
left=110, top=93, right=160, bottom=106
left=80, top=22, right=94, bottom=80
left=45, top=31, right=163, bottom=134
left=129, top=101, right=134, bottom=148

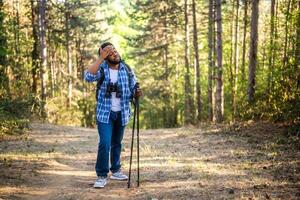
left=47, top=94, right=92, bottom=127
left=0, top=97, right=32, bottom=136
left=0, top=0, right=299, bottom=130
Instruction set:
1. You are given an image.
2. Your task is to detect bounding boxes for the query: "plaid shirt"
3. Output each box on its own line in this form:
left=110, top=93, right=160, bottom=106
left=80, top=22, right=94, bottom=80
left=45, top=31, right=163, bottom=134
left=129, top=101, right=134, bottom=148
left=84, top=60, right=137, bottom=126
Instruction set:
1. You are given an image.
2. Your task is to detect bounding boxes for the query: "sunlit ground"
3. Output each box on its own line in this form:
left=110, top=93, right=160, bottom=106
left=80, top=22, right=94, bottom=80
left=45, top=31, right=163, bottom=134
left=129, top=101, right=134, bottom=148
left=0, top=122, right=299, bottom=200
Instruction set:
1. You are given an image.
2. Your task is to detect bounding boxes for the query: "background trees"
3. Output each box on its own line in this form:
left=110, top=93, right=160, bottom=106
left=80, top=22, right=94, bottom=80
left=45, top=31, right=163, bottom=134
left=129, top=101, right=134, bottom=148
left=0, top=0, right=299, bottom=131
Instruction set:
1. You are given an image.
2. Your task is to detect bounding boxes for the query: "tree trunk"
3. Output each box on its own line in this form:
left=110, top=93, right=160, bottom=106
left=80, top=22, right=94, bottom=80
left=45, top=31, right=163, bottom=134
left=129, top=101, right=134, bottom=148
left=233, top=0, right=240, bottom=120
left=241, top=0, right=248, bottom=82
left=30, top=0, right=39, bottom=95
left=13, top=0, right=20, bottom=80
left=296, top=1, right=300, bottom=71
left=0, top=0, right=10, bottom=96
left=184, top=0, right=192, bottom=124
left=207, top=0, right=214, bottom=122
left=215, top=0, right=224, bottom=123
left=213, top=0, right=217, bottom=122
left=229, top=0, right=234, bottom=121
left=248, top=0, right=259, bottom=104
left=49, top=39, right=55, bottom=98
left=283, top=0, right=291, bottom=69
left=65, top=2, right=72, bottom=108
left=174, top=49, right=179, bottom=126
left=39, top=0, right=47, bottom=118
left=267, top=0, right=275, bottom=93
left=192, top=0, right=201, bottom=122
left=163, top=5, right=170, bottom=127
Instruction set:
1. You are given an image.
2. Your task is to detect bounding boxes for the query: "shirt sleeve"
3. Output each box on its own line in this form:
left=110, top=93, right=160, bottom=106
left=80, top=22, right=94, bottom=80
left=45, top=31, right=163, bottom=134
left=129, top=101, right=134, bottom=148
left=129, top=70, right=137, bottom=95
left=84, top=67, right=101, bottom=83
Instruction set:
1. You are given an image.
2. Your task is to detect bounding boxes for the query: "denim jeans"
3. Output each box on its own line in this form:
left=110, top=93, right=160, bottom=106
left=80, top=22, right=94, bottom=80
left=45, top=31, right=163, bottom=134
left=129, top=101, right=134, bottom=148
left=95, top=111, right=126, bottom=177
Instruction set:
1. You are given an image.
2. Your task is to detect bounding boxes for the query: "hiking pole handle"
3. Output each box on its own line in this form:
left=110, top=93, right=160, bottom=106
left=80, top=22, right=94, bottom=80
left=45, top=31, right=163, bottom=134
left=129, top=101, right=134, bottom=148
left=134, top=82, right=140, bottom=100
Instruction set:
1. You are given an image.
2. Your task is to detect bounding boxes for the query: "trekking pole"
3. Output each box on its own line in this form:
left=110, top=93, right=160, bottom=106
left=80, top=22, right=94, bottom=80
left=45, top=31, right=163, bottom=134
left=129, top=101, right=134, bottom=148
left=127, top=84, right=138, bottom=188
left=127, top=99, right=136, bottom=188
left=136, top=84, right=140, bottom=187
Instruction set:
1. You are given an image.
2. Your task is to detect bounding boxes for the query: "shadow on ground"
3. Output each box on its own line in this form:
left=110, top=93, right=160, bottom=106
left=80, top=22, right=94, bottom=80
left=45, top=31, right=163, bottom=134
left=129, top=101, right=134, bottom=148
left=0, top=121, right=299, bottom=200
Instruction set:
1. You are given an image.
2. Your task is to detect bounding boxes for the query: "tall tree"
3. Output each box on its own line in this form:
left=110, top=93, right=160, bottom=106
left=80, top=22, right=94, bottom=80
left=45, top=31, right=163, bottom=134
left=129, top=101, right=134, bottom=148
left=215, top=0, right=223, bottom=123
left=229, top=0, right=235, bottom=120
left=192, top=0, right=202, bottom=121
left=283, top=0, right=291, bottom=69
left=65, top=1, right=72, bottom=108
left=207, top=0, right=214, bottom=122
left=296, top=0, right=300, bottom=78
left=184, top=0, right=193, bottom=124
left=39, top=0, right=47, bottom=117
left=248, top=0, right=259, bottom=103
left=162, top=4, right=171, bottom=127
left=233, top=0, right=239, bottom=120
left=267, top=0, right=276, bottom=93
left=0, top=0, right=9, bottom=96
left=241, top=0, right=248, bottom=82
left=12, top=0, right=20, bottom=74
left=30, top=0, right=39, bottom=95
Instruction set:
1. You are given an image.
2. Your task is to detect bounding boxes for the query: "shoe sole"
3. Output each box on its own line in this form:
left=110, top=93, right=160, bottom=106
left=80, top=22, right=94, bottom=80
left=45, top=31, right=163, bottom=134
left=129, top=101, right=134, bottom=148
left=94, top=186, right=105, bottom=188
left=94, top=184, right=106, bottom=188
left=110, top=176, right=128, bottom=181
left=94, top=182, right=107, bottom=188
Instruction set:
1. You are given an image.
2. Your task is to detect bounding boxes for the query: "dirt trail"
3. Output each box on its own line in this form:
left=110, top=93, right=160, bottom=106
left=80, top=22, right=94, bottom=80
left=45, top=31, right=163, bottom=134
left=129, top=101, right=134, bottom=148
left=0, top=122, right=299, bottom=200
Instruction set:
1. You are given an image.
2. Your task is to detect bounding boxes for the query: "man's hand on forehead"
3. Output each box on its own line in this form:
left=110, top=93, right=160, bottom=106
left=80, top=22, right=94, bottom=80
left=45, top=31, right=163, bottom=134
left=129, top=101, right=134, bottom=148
left=103, top=45, right=114, bottom=52
left=104, top=45, right=119, bottom=56
left=99, top=44, right=119, bottom=60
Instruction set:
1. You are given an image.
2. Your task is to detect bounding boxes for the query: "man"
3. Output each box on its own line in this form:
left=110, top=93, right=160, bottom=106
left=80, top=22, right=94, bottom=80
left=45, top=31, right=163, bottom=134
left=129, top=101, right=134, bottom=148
left=84, top=42, right=142, bottom=188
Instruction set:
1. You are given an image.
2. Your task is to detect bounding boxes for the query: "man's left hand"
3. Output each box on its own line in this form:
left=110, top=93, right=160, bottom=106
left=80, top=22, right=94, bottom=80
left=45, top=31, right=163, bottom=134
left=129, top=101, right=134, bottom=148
left=135, top=88, right=142, bottom=98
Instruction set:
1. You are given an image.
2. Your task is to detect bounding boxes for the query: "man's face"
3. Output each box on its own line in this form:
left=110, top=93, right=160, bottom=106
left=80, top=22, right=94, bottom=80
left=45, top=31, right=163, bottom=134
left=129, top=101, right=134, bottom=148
left=104, top=45, right=121, bottom=64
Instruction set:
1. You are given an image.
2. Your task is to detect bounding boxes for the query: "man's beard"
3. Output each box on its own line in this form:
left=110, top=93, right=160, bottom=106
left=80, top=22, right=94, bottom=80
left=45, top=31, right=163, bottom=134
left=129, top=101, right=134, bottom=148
left=107, top=57, right=121, bottom=65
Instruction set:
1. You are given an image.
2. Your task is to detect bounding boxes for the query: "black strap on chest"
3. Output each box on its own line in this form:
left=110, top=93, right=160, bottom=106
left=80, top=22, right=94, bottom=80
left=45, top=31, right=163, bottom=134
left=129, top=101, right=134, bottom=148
left=95, top=61, right=133, bottom=101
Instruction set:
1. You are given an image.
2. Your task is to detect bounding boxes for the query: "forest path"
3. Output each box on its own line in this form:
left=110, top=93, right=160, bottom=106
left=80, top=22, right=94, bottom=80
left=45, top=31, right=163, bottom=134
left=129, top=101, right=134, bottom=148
left=0, top=122, right=299, bottom=200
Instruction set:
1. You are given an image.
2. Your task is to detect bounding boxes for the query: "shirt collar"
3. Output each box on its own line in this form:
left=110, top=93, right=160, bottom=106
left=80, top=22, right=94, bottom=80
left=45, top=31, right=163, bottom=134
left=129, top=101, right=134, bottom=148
left=103, top=60, right=125, bottom=70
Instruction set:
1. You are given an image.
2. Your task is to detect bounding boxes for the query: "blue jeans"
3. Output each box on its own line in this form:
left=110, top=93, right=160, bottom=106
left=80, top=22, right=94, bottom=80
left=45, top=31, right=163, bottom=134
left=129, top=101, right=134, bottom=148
left=95, top=111, right=126, bottom=177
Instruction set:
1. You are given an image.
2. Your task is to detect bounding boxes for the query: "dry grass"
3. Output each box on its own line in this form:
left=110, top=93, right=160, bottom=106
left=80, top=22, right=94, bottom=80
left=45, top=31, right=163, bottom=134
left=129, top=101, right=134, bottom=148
left=0, top=121, right=299, bottom=200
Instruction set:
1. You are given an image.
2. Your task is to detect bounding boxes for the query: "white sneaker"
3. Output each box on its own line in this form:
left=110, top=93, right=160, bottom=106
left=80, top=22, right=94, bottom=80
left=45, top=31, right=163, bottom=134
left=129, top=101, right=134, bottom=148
left=110, top=170, right=128, bottom=180
left=94, top=176, right=107, bottom=188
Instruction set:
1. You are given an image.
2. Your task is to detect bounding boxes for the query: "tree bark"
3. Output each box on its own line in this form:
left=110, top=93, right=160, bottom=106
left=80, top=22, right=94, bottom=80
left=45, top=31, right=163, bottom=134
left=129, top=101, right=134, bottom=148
left=215, top=0, right=224, bottom=123
left=184, top=0, right=192, bottom=124
left=248, top=0, right=259, bottom=103
left=49, top=35, right=55, bottom=98
left=65, top=2, right=72, bottom=108
left=213, top=0, right=217, bottom=122
left=30, top=0, right=39, bottom=95
left=208, top=0, right=214, bottom=122
left=233, top=0, right=240, bottom=120
left=0, top=0, right=10, bottom=96
left=163, top=5, right=170, bottom=127
left=39, top=0, right=47, bottom=118
left=241, top=0, right=248, bottom=82
left=192, top=0, right=201, bottom=122
left=229, top=0, right=234, bottom=121
left=12, top=0, right=20, bottom=79
left=283, top=0, right=291, bottom=69
left=267, top=0, right=275, bottom=93
left=296, top=0, right=300, bottom=88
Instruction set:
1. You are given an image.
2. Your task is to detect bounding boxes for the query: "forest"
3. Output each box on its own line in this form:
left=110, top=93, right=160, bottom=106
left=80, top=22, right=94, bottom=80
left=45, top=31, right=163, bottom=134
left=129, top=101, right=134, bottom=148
left=0, top=0, right=299, bottom=131
left=0, top=0, right=299, bottom=199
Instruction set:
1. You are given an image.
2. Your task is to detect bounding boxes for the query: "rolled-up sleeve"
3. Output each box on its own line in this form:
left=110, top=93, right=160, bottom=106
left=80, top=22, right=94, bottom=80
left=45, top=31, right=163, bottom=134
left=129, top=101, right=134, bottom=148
left=129, top=70, right=137, bottom=94
left=84, top=69, right=101, bottom=82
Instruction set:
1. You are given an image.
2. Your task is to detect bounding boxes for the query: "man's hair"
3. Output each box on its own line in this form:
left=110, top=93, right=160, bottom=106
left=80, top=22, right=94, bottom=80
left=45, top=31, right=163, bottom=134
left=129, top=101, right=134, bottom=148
left=98, top=42, right=113, bottom=56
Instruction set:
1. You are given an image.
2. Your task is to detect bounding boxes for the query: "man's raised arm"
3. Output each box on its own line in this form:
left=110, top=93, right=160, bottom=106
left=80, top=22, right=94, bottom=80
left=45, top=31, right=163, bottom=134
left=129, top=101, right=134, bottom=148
left=84, top=46, right=112, bottom=82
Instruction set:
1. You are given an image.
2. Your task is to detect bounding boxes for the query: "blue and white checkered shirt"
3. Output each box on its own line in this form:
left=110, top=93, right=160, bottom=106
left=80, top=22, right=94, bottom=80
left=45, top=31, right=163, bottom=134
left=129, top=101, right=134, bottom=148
left=84, top=60, right=137, bottom=126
